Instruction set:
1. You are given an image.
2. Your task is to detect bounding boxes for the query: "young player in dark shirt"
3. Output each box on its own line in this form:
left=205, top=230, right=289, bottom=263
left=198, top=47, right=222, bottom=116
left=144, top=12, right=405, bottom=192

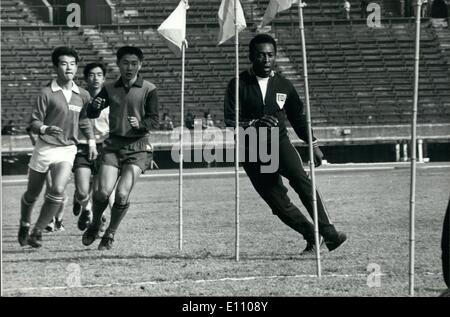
left=72, top=62, right=111, bottom=232
left=82, top=46, right=159, bottom=250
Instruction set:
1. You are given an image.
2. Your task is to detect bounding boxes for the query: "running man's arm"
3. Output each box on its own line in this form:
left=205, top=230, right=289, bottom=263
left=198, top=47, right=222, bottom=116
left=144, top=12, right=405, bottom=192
left=284, top=86, right=317, bottom=146
left=26, top=126, right=36, bottom=146
left=87, top=87, right=109, bottom=119
left=79, top=103, right=95, bottom=142
left=30, top=91, right=62, bottom=136
left=285, top=85, right=322, bottom=166
left=29, top=92, right=48, bottom=134
left=134, top=87, right=160, bottom=131
left=80, top=98, right=97, bottom=160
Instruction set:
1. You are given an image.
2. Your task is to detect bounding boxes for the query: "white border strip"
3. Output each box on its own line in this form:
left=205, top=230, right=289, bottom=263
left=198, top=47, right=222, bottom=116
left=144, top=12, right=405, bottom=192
left=4, top=271, right=442, bottom=294
left=2, top=273, right=372, bottom=293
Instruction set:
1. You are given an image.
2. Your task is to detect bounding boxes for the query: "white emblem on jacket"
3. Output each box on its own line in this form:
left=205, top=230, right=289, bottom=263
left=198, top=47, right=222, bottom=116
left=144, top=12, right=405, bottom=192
left=276, top=93, right=287, bottom=109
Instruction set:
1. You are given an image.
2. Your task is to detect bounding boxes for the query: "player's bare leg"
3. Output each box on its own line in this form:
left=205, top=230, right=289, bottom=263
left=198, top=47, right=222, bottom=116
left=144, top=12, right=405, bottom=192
left=74, top=167, right=93, bottom=230
left=82, top=164, right=119, bottom=246
left=108, top=185, right=116, bottom=210
left=18, top=169, right=47, bottom=246
left=98, top=164, right=141, bottom=251
left=28, top=162, right=72, bottom=248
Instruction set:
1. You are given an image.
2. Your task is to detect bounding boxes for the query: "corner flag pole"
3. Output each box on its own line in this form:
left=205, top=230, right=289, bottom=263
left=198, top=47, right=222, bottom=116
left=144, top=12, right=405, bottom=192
left=409, top=0, right=422, bottom=297
left=298, top=0, right=321, bottom=278
left=234, top=0, right=241, bottom=262
left=179, top=40, right=186, bottom=251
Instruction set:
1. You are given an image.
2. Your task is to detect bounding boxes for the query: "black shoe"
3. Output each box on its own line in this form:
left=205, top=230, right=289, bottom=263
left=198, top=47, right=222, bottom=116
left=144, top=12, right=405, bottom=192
left=73, top=200, right=82, bottom=216
left=78, top=209, right=91, bottom=231
left=300, top=237, right=324, bottom=256
left=55, top=220, right=65, bottom=231
left=82, top=223, right=100, bottom=246
left=99, top=215, right=107, bottom=232
left=27, top=228, right=43, bottom=248
left=325, top=232, right=347, bottom=252
left=98, top=231, right=114, bottom=251
left=18, top=225, right=30, bottom=246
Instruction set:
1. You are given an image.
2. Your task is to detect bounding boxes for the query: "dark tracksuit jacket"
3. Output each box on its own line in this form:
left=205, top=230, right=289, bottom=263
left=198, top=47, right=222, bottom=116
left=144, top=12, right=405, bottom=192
left=224, top=69, right=337, bottom=241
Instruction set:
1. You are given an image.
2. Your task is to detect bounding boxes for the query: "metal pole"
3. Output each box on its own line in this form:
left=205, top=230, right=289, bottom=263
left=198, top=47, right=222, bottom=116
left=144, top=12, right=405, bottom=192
left=234, top=0, right=240, bottom=262
left=299, top=0, right=321, bottom=278
left=179, top=41, right=186, bottom=251
left=409, top=0, right=422, bottom=297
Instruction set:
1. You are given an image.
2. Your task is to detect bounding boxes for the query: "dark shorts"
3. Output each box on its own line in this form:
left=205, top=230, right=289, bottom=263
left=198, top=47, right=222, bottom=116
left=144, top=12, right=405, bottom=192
left=72, top=143, right=103, bottom=174
left=101, top=136, right=153, bottom=173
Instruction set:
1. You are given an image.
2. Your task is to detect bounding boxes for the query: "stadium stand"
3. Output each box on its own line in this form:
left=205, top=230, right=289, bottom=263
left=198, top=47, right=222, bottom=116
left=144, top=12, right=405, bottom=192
left=253, top=0, right=399, bottom=22
left=111, top=0, right=256, bottom=24
left=273, top=20, right=450, bottom=125
left=1, top=26, right=99, bottom=129
left=0, top=0, right=45, bottom=25
left=109, top=0, right=401, bottom=24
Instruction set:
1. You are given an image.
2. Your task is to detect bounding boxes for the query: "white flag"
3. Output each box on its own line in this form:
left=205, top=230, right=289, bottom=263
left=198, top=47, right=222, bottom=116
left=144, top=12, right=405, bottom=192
left=157, top=0, right=189, bottom=56
left=261, top=0, right=298, bottom=27
left=217, top=0, right=247, bottom=45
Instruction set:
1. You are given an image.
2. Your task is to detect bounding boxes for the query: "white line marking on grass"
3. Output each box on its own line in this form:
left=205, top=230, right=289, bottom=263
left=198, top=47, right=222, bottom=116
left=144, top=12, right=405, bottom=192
left=2, top=273, right=371, bottom=293
left=421, top=165, right=450, bottom=170
left=9, top=272, right=445, bottom=294
left=0, top=167, right=407, bottom=185
left=3, top=164, right=449, bottom=185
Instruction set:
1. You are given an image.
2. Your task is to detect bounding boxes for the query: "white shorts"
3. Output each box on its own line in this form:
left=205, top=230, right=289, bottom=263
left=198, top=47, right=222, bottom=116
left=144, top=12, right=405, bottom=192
left=28, top=138, right=77, bottom=173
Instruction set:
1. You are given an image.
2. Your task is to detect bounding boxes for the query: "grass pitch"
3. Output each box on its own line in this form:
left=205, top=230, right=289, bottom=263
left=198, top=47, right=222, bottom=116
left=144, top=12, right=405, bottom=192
left=2, top=164, right=449, bottom=297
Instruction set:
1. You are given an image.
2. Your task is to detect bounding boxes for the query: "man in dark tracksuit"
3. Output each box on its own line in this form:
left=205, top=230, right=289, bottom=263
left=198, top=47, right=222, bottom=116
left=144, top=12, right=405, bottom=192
left=224, top=34, right=347, bottom=255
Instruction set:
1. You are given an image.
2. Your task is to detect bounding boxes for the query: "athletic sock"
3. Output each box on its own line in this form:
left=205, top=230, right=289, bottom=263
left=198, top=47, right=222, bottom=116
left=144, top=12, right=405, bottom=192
left=55, top=195, right=68, bottom=221
left=34, top=193, right=64, bottom=230
left=91, top=196, right=109, bottom=228
left=106, top=202, right=130, bottom=234
left=20, top=194, right=36, bottom=226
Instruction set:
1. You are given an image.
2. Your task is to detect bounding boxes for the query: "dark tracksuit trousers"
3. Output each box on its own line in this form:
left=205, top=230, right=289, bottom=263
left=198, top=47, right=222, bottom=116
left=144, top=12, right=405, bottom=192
left=243, top=136, right=338, bottom=243
left=442, top=198, right=450, bottom=288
